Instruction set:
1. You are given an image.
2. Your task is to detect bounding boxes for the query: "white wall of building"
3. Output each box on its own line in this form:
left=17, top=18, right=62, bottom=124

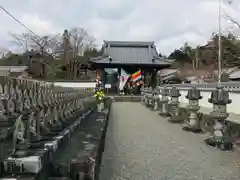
left=53, top=82, right=96, bottom=88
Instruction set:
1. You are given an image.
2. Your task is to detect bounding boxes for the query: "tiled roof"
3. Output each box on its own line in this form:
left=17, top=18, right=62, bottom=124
left=90, top=41, right=173, bottom=65
left=162, top=74, right=181, bottom=81
left=158, top=69, right=179, bottom=76
left=103, top=41, right=155, bottom=46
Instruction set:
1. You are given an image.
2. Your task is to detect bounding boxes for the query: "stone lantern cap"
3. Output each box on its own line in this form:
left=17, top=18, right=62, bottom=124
left=186, top=87, right=202, bottom=100
left=169, top=86, right=181, bottom=98
left=208, top=86, right=232, bottom=105
left=161, top=86, right=169, bottom=96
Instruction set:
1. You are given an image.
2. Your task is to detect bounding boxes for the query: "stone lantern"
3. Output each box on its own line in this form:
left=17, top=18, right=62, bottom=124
left=182, top=87, right=202, bottom=132
left=140, top=88, right=145, bottom=104
left=152, top=88, right=160, bottom=110
left=145, top=88, right=152, bottom=108
left=168, top=86, right=182, bottom=123
left=159, top=87, right=170, bottom=117
left=204, top=85, right=233, bottom=150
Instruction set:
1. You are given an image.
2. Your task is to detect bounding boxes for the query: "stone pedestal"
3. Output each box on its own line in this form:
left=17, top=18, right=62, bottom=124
left=13, top=115, right=30, bottom=158
left=159, top=87, right=169, bottom=117
left=151, top=89, right=160, bottom=111
left=97, top=102, right=104, bottom=112
left=204, top=86, right=233, bottom=150
left=146, top=93, right=152, bottom=108
left=141, top=90, right=146, bottom=104
left=145, top=94, right=150, bottom=107
left=0, top=78, right=101, bottom=177
left=168, top=87, right=182, bottom=123
left=0, top=114, right=11, bottom=140
left=152, top=94, right=159, bottom=110
left=182, top=87, right=202, bottom=133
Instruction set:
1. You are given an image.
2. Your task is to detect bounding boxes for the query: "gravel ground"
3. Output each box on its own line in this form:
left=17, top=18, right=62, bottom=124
left=99, top=102, right=240, bottom=180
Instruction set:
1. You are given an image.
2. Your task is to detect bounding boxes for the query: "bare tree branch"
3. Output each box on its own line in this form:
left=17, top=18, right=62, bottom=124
left=224, top=14, right=240, bottom=29
left=9, top=32, right=61, bottom=56
left=27, top=34, right=61, bottom=55
left=223, top=13, right=240, bottom=38
left=9, top=32, right=30, bottom=51
left=69, top=27, right=96, bottom=57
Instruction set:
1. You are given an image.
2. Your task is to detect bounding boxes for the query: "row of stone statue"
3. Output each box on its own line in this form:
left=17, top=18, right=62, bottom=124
left=141, top=86, right=233, bottom=151
left=0, top=77, right=94, bottom=158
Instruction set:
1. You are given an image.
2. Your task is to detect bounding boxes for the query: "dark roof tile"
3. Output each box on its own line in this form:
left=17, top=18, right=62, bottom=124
left=90, top=40, right=173, bottom=65
left=103, top=40, right=155, bottom=46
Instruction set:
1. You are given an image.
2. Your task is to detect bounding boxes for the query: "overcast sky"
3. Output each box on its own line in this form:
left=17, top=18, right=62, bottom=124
left=0, top=0, right=240, bottom=55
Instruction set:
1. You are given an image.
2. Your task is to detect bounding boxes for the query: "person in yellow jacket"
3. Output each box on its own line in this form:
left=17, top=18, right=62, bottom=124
left=94, top=89, right=105, bottom=112
left=93, top=89, right=105, bottom=102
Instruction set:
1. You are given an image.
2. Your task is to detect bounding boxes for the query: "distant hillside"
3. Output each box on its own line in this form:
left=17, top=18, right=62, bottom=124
left=167, top=33, right=240, bottom=71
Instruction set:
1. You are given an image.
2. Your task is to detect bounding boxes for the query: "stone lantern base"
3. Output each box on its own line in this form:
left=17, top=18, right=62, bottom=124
left=159, top=112, right=170, bottom=117
left=204, top=136, right=233, bottom=151
left=168, top=115, right=183, bottom=123
left=182, top=109, right=202, bottom=133
left=204, top=118, right=233, bottom=150
left=182, top=122, right=202, bottom=133
left=167, top=103, right=183, bottom=123
left=158, top=102, right=169, bottom=117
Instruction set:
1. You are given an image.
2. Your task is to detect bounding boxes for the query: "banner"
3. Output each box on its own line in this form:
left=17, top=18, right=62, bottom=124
left=131, top=70, right=142, bottom=82
left=119, top=69, right=129, bottom=91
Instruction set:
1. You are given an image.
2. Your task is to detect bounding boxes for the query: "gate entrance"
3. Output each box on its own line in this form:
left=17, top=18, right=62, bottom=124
left=88, top=41, right=173, bottom=93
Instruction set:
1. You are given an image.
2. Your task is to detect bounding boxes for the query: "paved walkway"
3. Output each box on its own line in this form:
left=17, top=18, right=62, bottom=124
left=99, top=102, right=240, bottom=180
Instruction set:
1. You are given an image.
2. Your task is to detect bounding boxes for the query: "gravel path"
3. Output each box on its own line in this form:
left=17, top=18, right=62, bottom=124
left=99, top=102, right=240, bottom=180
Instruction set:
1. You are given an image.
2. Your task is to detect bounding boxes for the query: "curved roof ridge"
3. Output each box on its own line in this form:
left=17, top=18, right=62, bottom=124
left=103, top=40, right=155, bottom=46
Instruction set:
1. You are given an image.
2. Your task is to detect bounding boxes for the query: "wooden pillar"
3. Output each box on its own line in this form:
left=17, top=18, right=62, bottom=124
left=144, top=69, right=149, bottom=88
left=150, top=69, right=157, bottom=89
left=117, top=68, right=121, bottom=94
left=100, top=69, right=107, bottom=85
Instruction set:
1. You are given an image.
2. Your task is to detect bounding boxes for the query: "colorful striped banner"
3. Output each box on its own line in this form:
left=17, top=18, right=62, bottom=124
left=131, top=70, right=144, bottom=82
left=131, top=70, right=141, bottom=78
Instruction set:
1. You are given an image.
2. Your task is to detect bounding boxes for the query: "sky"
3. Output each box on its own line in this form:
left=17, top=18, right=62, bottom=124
left=0, top=0, right=240, bottom=56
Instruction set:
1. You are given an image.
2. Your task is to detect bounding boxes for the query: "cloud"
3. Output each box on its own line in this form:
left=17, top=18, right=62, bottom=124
left=0, top=0, right=239, bottom=55
left=20, top=14, right=59, bottom=35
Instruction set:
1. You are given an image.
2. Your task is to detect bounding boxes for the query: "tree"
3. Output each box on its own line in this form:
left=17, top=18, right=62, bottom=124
left=222, top=35, right=240, bottom=67
left=180, top=42, right=198, bottom=69
left=69, top=27, right=96, bottom=58
left=83, top=48, right=101, bottom=58
left=0, top=47, right=9, bottom=59
left=9, top=33, right=30, bottom=51
left=168, top=49, right=192, bottom=64
left=45, top=60, right=67, bottom=80
left=222, top=13, right=240, bottom=67
left=0, top=52, right=4, bottom=59
left=225, top=14, right=240, bottom=31
left=181, top=42, right=195, bottom=58
left=27, top=34, right=61, bottom=56
left=9, top=32, right=61, bottom=56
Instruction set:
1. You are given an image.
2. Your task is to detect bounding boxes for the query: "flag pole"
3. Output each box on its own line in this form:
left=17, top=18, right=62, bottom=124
left=217, top=0, right=222, bottom=83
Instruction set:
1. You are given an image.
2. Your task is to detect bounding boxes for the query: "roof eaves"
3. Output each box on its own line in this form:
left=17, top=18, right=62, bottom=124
left=103, top=40, right=155, bottom=46
left=90, top=55, right=109, bottom=62
left=162, top=74, right=181, bottom=81
left=154, top=57, right=175, bottom=64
